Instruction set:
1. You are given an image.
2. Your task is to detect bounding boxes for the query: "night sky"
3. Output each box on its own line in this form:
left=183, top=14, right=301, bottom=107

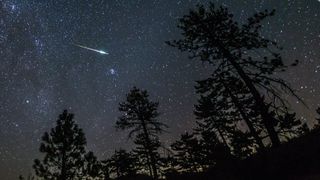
left=0, top=0, right=319, bottom=179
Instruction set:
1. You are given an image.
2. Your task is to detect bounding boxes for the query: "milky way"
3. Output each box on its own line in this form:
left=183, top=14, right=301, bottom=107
left=0, top=0, right=319, bottom=179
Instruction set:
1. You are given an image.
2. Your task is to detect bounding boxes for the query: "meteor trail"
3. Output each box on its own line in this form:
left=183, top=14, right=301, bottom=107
left=73, top=43, right=109, bottom=55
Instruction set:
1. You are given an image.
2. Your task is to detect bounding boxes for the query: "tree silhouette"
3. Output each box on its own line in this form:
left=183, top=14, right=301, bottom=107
left=161, top=155, right=179, bottom=178
left=197, top=127, right=233, bottom=165
left=116, top=87, right=167, bottom=179
left=276, top=111, right=309, bottom=140
left=195, top=74, right=264, bottom=154
left=107, top=149, right=138, bottom=178
left=84, top=151, right=104, bottom=179
left=171, top=130, right=232, bottom=172
left=33, top=110, right=98, bottom=180
left=194, top=75, right=234, bottom=148
left=167, top=3, right=303, bottom=147
left=229, top=129, right=256, bottom=158
left=133, top=133, right=162, bottom=176
left=99, top=160, right=111, bottom=180
left=170, top=132, right=203, bottom=172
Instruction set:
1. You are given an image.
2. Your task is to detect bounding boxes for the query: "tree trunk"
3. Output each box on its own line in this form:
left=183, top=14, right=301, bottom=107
left=140, top=118, right=158, bottom=179
left=219, top=77, right=265, bottom=151
left=217, top=127, right=228, bottom=148
left=222, top=49, right=281, bottom=147
left=60, top=121, right=67, bottom=180
left=60, top=145, right=66, bottom=180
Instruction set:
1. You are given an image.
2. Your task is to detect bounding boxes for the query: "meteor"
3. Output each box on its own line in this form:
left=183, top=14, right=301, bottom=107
left=73, top=43, right=109, bottom=55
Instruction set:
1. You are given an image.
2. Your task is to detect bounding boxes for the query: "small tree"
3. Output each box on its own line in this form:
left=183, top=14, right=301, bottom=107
left=276, top=111, right=309, bottom=140
left=229, top=129, right=256, bottom=158
left=171, top=132, right=203, bottom=172
left=107, top=149, right=138, bottom=178
left=198, top=128, right=233, bottom=166
left=84, top=151, right=104, bottom=179
left=116, top=87, right=167, bottom=179
left=33, top=110, right=97, bottom=180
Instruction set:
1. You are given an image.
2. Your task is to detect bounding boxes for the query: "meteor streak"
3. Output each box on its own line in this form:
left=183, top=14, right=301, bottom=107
left=73, top=44, right=109, bottom=55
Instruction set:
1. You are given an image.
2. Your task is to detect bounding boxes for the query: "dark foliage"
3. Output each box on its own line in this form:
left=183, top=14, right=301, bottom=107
left=167, top=2, right=305, bottom=148
left=170, top=129, right=232, bottom=173
left=106, top=149, right=138, bottom=178
left=170, top=132, right=203, bottom=172
left=194, top=74, right=264, bottom=156
left=198, top=128, right=233, bottom=165
left=33, top=110, right=99, bottom=180
left=116, top=87, right=167, bottom=179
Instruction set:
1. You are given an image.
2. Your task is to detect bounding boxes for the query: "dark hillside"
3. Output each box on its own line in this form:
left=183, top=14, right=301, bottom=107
left=166, top=129, right=320, bottom=180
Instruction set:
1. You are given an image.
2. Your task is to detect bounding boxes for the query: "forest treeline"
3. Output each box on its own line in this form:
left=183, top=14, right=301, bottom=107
left=19, top=2, right=320, bottom=180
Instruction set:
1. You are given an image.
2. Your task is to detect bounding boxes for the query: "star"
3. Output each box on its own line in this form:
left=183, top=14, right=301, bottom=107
left=109, top=68, right=116, bottom=75
left=11, top=5, right=16, bottom=11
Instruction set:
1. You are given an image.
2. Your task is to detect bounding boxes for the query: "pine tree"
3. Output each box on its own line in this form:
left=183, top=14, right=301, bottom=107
left=100, top=160, right=111, bottom=180
left=167, top=3, right=302, bottom=147
left=229, top=129, right=256, bottom=158
left=197, top=128, right=233, bottom=166
left=107, top=149, right=138, bottom=178
left=195, top=73, right=265, bottom=153
left=194, top=75, right=234, bottom=148
left=84, top=151, right=104, bottom=179
left=170, top=132, right=203, bottom=172
left=276, top=111, right=309, bottom=140
left=133, top=133, right=162, bottom=176
left=33, top=110, right=97, bottom=180
left=171, top=130, right=232, bottom=172
left=161, top=155, right=179, bottom=178
left=116, top=87, right=167, bottom=179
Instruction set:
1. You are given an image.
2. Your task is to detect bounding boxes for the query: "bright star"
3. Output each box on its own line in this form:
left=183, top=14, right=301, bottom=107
left=110, top=68, right=116, bottom=75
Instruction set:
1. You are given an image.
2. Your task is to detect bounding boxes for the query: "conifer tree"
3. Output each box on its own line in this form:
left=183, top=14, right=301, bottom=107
left=107, top=149, right=138, bottom=178
left=195, top=73, right=264, bottom=153
left=276, top=111, right=309, bottom=140
left=170, top=132, right=203, bottom=172
left=198, top=128, right=233, bottom=166
left=84, top=151, right=104, bottom=179
left=33, top=110, right=97, bottom=180
left=168, top=3, right=303, bottom=147
left=116, top=87, right=167, bottom=179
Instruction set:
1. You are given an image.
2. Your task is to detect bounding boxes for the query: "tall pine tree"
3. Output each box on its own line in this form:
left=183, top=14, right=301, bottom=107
left=116, top=87, right=167, bottom=179
left=33, top=110, right=98, bottom=180
left=168, top=3, right=303, bottom=147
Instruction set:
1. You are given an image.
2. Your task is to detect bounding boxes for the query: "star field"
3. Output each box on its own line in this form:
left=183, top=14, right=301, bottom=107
left=0, top=0, right=319, bottom=179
